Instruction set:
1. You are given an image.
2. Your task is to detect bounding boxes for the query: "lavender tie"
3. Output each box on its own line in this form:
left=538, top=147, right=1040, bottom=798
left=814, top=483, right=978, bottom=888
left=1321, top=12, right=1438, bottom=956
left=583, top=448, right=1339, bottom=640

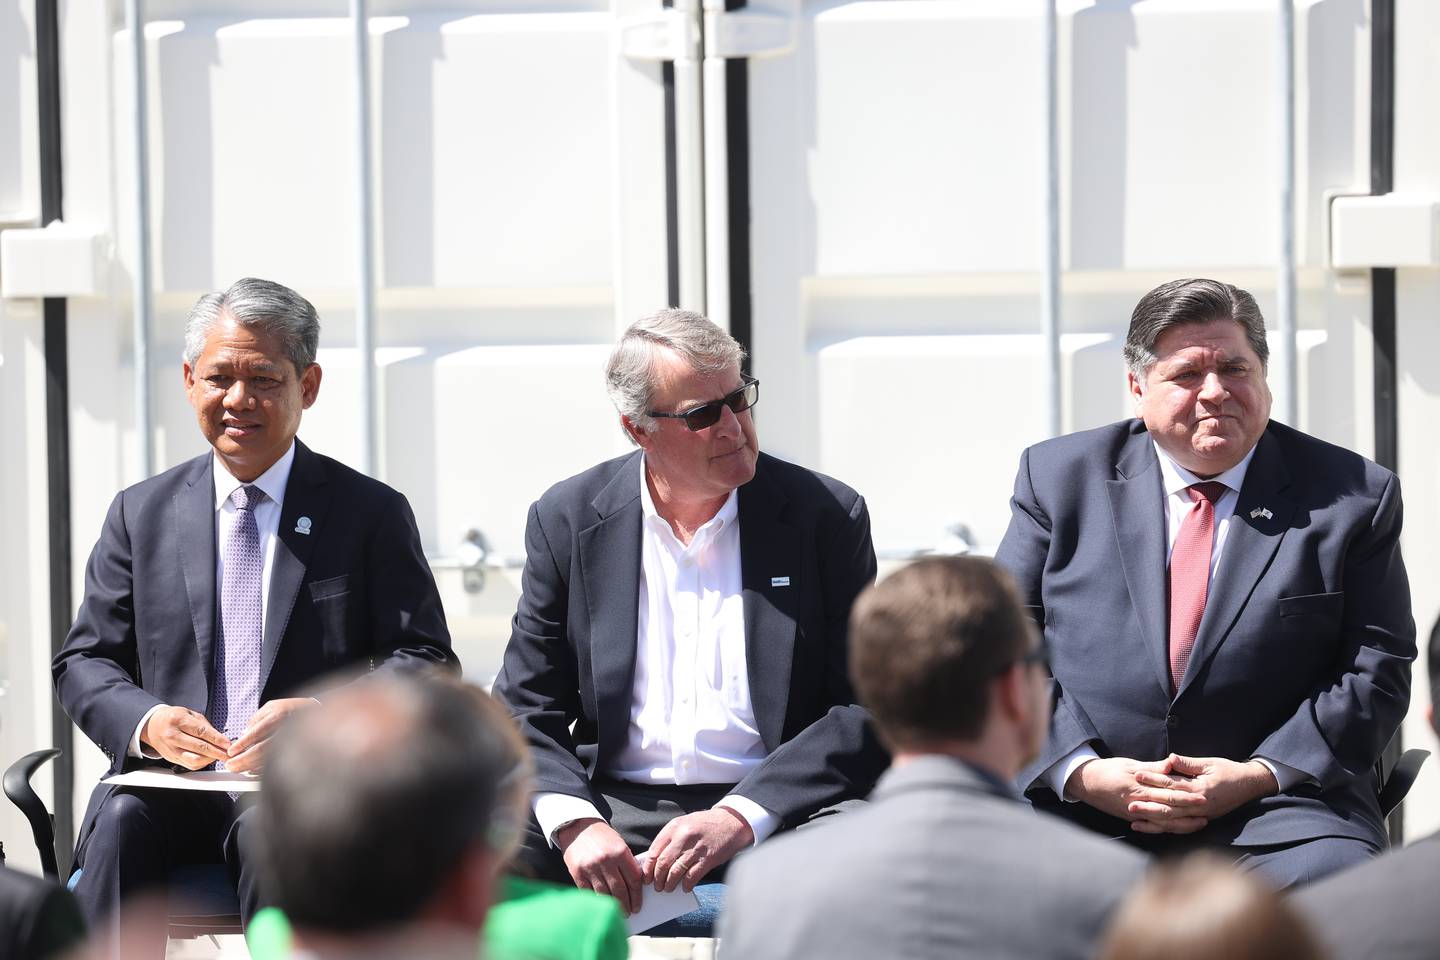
left=212, top=484, right=265, bottom=767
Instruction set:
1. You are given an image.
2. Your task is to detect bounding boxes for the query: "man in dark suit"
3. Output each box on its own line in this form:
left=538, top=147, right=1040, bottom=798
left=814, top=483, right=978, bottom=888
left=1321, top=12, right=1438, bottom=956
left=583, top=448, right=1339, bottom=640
left=995, top=278, right=1414, bottom=887
left=52, top=277, right=455, bottom=954
left=495, top=308, right=886, bottom=915
left=720, top=557, right=1147, bottom=960
left=1294, top=615, right=1440, bottom=957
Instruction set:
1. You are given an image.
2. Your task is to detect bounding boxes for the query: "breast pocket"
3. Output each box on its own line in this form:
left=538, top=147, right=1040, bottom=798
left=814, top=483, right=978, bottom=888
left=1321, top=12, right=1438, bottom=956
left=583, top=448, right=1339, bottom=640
left=1277, top=590, right=1344, bottom=662
left=307, top=575, right=351, bottom=662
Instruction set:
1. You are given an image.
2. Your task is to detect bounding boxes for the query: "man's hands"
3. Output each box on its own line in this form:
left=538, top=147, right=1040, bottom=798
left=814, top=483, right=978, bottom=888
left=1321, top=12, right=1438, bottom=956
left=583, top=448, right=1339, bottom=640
left=644, top=807, right=753, bottom=894
left=1068, top=754, right=1279, bottom=835
left=141, top=698, right=315, bottom=774
left=557, top=807, right=754, bottom=915
left=557, top=819, right=644, bottom=915
left=1128, top=755, right=1278, bottom=834
left=140, top=706, right=231, bottom=770
left=224, top=698, right=315, bottom=774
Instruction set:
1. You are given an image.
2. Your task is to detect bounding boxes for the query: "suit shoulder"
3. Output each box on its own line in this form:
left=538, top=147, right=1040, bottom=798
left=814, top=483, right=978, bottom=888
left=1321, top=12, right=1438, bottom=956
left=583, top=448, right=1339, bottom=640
left=112, top=453, right=210, bottom=517
left=1265, top=421, right=1396, bottom=492
left=532, top=452, right=639, bottom=512
left=305, top=448, right=409, bottom=505
left=755, top=453, right=864, bottom=512
left=1017, top=420, right=1142, bottom=472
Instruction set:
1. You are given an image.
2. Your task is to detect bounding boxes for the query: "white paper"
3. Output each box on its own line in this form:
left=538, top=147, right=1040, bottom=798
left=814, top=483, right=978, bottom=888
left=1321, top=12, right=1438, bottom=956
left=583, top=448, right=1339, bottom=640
left=103, top=768, right=262, bottom=792
left=628, top=853, right=702, bottom=934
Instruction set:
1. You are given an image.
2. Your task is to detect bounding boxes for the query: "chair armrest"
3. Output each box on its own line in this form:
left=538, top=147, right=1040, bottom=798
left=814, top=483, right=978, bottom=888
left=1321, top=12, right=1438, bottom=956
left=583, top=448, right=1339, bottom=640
left=1379, top=748, right=1430, bottom=819
left=3, top=748, right=62, bottom=880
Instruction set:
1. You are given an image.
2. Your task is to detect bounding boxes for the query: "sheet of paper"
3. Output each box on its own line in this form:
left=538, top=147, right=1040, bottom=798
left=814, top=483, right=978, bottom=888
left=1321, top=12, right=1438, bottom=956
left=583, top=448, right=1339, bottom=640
left=102, top=768, right=262, bottom=792
left=628, top=853, right=702, bottom=934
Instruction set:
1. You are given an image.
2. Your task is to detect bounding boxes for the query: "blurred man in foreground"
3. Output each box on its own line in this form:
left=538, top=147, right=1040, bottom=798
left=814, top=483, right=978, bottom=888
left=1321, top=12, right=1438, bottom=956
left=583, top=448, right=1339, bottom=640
left=254, top=673, right=529, bottom=959
left=720, top=557, right=1146, bottom=960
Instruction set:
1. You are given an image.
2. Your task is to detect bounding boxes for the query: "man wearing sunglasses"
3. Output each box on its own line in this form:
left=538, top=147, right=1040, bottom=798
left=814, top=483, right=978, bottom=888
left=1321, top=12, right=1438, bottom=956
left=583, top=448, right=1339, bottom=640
left=496, top=309, right=886, bottom=917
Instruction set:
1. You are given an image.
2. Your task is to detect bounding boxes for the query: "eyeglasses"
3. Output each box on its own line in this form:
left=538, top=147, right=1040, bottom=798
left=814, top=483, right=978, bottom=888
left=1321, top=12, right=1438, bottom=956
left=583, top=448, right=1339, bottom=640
left=648, top=377, right=759, bottom=432
left=998, top=634, right=1051, bottom=675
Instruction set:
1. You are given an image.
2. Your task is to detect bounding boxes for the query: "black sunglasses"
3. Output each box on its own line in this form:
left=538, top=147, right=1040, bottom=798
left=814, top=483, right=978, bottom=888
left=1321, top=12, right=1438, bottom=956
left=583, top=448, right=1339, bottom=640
left=998, top=633, right=1051, bottom=676
left=648, top=377, right=760, bottom=432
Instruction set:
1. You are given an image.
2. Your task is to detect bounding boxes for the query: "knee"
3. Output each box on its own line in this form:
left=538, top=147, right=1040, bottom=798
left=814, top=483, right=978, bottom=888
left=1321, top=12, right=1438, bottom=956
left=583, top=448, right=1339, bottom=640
left=93, top=792, right=164, bottom=841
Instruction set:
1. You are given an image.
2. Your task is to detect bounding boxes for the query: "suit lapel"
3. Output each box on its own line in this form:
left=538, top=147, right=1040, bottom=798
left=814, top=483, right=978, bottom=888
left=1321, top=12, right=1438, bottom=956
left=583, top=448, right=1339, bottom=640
left=1178, top=428, right=1294, bottom=695
left=175, top=455, right=219, bottom=693
left=1106, top=431, right=1173, bottom=697
left=739, top=459, right=801, bottom=752
left=579, top=453, right=644, bottom=765
left=261, top=440, right=331, bottom=692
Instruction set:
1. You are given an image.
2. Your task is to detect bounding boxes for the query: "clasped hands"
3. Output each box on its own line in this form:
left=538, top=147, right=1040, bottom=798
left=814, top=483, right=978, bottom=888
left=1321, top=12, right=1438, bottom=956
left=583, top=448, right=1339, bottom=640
left=1068, top=753, right=1279, bottom=834
left=557, top=807, right=753, bottom=915
left=139, top=698, right=315, bottom=774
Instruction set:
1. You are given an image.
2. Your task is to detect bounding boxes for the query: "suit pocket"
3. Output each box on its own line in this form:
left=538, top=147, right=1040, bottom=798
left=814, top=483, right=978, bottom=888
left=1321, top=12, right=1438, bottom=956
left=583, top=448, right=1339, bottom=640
left=1278, top=590, right=1344, bottom=622
left=308, top=576, right=351, bottom=662
left=308, top=575, right=350, bottom=601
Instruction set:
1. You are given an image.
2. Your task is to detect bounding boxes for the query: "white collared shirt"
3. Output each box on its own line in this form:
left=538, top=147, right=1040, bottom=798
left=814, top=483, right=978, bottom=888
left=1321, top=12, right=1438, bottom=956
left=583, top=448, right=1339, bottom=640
left=1044, top=437, right=1304, bottom=798
left=532, top=457, right=779, bottom=846
left=127, top=442, right=296, bottom=758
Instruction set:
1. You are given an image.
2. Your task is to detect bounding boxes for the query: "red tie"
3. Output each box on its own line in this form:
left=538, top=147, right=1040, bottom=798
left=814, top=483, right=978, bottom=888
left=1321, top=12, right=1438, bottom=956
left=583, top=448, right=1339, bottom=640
left=1168, top=481, right=1227, bottom=693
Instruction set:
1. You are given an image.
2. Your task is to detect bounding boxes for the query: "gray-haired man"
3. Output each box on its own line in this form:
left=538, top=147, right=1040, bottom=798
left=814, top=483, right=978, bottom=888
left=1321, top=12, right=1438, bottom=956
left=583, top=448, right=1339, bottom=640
left=495, top=309, right=887, bottom=915
left=53, top=277, right=456, bottom=956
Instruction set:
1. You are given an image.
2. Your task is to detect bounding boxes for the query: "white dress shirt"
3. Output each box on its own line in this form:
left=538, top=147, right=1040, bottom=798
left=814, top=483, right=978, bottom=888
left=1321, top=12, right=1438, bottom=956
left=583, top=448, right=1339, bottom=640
left=128, top=443, right=295, bottom=758
left=1044, top=441, right=1304, bottom=799
left=533, top=458, right=779, bottom=846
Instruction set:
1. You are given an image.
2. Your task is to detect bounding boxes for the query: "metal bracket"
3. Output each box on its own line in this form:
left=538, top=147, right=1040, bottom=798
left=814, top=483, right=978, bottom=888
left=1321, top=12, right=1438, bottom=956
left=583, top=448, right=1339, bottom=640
left=618, top=9, right=699, bottom=62
left=706, top=10, right=798, bottom=60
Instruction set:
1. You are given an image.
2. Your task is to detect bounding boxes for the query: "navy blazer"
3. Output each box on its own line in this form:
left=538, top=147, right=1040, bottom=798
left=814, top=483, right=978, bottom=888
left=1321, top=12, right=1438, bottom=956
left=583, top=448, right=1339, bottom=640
left=494, top=450, right=887, bottom=826
left=53, top=439, right=456, bottom=783
left=995, top=419, right=1414, bottom=848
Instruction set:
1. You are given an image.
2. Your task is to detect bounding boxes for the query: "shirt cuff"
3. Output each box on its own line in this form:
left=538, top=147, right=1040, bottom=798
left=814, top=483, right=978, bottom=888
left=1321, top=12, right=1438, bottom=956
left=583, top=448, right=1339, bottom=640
left=1251, top=756, right=1309, bottom=792
left=129, top=705, right=167, bottom=760
left=716, top=795, right=779, bottom=845
left=533, top=792, right=605, bottom=849
left=1043, top=745, right=1100, bottom=802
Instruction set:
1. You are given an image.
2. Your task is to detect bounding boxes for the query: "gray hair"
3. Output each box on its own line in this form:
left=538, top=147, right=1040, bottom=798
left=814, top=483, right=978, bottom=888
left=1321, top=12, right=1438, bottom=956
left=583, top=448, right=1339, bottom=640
left=604, top=308, right=746, bottom=441
left=183, top=277, right=320, bottom=374
left=1123, top=278, right=1268, bottom=378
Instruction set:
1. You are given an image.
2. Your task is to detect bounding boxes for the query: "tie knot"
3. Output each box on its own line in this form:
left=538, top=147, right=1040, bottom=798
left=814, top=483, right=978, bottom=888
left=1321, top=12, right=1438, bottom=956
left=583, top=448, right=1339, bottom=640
left=1187, top=481, right=1226, bottom=505
left=232, top=484, right=265, bottom=512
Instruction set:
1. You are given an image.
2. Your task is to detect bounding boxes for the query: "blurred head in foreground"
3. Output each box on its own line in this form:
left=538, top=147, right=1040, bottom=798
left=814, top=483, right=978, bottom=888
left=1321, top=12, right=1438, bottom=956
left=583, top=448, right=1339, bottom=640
left=1098, top=854, right=1327, bottom=960
left=255, top=673, right=530, bottom=955
left=849, top=555, right=1050, bottom=779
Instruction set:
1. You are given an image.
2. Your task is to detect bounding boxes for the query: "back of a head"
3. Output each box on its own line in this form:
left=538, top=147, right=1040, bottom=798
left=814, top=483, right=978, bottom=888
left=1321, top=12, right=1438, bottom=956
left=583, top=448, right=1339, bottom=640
left=1098, top=855, right=1327, bottom=960
left=849, top=556, right=1031, bottom=749
left=255, top=673, right=531, bottom=935
left=1429, top=612, right=1439, bottom=738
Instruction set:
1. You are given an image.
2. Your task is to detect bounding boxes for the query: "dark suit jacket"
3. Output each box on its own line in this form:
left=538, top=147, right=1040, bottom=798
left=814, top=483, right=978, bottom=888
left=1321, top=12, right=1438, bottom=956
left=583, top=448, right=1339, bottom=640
left=995, top=419, right=1414, bottom=848
left=0, top=866, right=85, bottom=960
left=53, top=440, right=455, bottom=838
left=1294, top=830, right=1440, bottom=959
left=494, top=450, right=886, bottom=826
left=720, top=756, right=1147, bottom=960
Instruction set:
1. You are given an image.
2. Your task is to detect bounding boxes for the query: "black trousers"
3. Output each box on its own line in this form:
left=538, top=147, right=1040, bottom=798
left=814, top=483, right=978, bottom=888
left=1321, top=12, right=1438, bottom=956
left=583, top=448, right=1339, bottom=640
left=70, top=784, right=264, bottom=959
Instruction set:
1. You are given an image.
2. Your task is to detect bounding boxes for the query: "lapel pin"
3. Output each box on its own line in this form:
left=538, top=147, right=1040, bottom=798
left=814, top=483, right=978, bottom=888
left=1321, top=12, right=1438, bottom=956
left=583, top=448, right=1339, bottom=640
left=294, top=516, right=313, bottom=535
left=770, top=576, right=791, bottom=587
left=1249, top=507, right=1273, bottom=521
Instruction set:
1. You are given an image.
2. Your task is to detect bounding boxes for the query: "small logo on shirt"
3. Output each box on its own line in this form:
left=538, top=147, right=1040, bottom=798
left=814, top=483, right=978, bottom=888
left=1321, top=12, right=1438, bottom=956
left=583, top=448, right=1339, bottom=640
left=770, top=576, right=791, bottom=587
left=1249, top=507, right=1273, bottom=521
left=294, top=516, right=313, bottom=535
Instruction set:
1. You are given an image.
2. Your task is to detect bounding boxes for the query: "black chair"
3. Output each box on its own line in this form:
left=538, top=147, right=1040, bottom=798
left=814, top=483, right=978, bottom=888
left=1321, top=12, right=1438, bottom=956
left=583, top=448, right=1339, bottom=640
left=1379, top=746, right=1430, bottom=822
left=3, top=749, right=242, bottom=940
